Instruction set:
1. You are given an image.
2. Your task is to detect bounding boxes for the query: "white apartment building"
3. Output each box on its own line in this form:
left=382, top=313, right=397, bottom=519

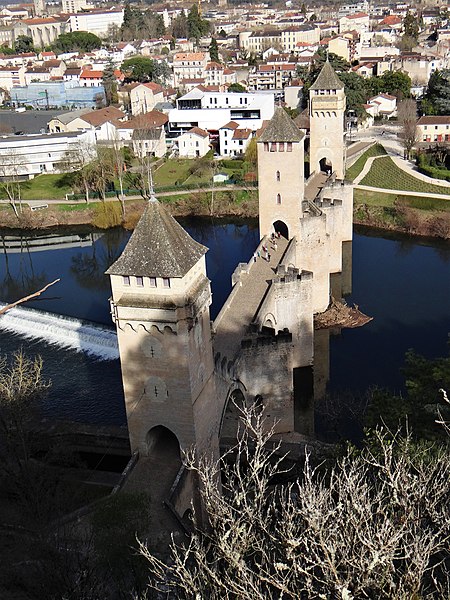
left=62, top=0, right=92, bottom=13
left=167, top=89, right=275, bottom=137
left=172, top=52, right=209, bottom=87
left=0, top=65, right=25, bottom=90
left=0, top=130, right=96, bottom=178
left=68, top=10, right=124, bottom=38
left=339, top=12, right=369, bottom=35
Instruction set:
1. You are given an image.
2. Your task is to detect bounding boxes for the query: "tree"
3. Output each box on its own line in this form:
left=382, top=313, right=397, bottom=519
left=424, top=69, right=450, bottom=115
left=0, top=351, right=52, bottom=519
left=110, top=132, right=129, bottom=219
left=0, top=150, right=26, bottom=218
left=209, top=37, right=219, bottom=62
left=227, top=82, right=246, bottom=93
left=121, top=56, right=157, bottom=82
left=403, top=11, right=420, bottom=42
left=51, top=31, right=102, bottom=53
left=102, top=58, right=118, bottom=106
left=60, top=140, right=97, bottom=203
left=398, top=98, right=419, bottom=159
left=187, top=4, right=210, bottom=42
left=338, top=71, right=370, bottom=116
left=14, top=35, right=34, bottom=54
left=170, top=13, right=189, bottom=39
left=139, top=407, right=450, bottom=599
left=369, top=70, right=411, bottom=100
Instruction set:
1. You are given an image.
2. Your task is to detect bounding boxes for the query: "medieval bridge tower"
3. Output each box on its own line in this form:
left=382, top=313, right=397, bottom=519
left=106, top=197, right=219, bottom=461
left=107, top=62, right=353, bottom=508
left=309, top=60, right=346, bottom=180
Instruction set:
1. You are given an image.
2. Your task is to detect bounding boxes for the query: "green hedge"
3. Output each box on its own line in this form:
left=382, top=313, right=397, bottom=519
left=417, top=164, right=450, bottom=182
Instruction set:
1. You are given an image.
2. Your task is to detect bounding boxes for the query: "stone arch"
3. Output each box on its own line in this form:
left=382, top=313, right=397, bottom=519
left=146, top=424, right=181, bottom=457
left=319, top=156, right=333, bottom=175
left=273, top=219, right=289, bottom=239
left=263, top=312, right=276, bottom=329
left=220, top=383, right=247, bottom=441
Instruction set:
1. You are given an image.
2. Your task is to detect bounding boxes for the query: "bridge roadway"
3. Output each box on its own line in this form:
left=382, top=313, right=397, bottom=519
left=212, top=173, right=329, bottom=363
left=213, top=235, right=290, bottom=362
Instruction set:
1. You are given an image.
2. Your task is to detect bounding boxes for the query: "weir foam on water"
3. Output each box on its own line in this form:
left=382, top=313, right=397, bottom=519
left=0, top=303, right=119, bottom=361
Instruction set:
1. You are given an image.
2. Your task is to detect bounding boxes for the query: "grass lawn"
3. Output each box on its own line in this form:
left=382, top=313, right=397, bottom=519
left=354, top=188, right=450, bottom=212
left=345, top=144, right=387, bottom=182
left=21, top=173, right=72, bottom=200
left=153, top=159, right=192, bottom=187
left=360, top=156, right=450, bottom=195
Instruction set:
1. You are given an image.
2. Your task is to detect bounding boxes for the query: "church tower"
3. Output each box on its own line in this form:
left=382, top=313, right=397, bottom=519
left=309, top=61, right=346, bottom=180
left=257, top=106, right=305, bottom=239
left=107, top=197, right=219, bottom=460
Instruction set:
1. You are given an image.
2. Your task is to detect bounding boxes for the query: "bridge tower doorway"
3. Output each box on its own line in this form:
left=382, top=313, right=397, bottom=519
left=319, top=157, right=333, bottom=175
left=146, top=425, right=181, bottom=473
left=273, top=220, right=289, bottom=239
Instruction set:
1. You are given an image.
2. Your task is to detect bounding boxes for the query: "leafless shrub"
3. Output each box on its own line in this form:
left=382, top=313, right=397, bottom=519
left=139, top=406, right=450, bottom=599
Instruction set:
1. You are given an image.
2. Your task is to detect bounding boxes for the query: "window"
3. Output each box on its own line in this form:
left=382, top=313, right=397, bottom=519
left=276, top=193, right=281, bottom=204
left=136, top=276, right=144, bottom=287
left=279, top=143, right=284, bottom=152
left=264, top=142, right=269, bottom=151
left=276, top=170, right=280, bottom=181
left=149, top=277, right=157, bottom=287
left=123, top=276, right=130, bottom=286
left=163, top=278, right=171, bottom=288
left=270, top=142, right=277, bottom=152
left=287, top=142, right=292, bottom=152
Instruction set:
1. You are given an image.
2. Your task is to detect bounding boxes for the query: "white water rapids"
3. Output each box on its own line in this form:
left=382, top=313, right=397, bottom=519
left=0, top=303, right=119, bottom=361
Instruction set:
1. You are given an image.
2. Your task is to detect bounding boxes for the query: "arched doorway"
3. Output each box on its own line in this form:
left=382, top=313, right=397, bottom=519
left=220, top=389, right=246, bottom=441
left=319, top=157, right=332, bottom=175
left=146, top=425, right=180, bottom=458
left=273, top=220, right=289, bottom=239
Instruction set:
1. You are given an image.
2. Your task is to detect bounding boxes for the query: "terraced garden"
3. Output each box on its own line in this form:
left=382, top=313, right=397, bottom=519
left=359, top=156, right=450, bottom=196
left=345, top=143, right=387, bottom=182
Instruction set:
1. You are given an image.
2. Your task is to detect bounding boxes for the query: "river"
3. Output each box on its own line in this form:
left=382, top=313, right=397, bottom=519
left=0, top=221, right=448, bottom=429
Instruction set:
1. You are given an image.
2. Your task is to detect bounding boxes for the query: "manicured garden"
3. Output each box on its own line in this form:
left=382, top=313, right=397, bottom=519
left=354, top=189, right=450, bottom=212
left=359, top=156, right=450, bottom=196
left=345, top=144, right=387, bottom=182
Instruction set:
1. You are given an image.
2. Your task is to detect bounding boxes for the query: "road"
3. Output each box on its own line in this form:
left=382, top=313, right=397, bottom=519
left=0, top=185, right=253, bottom=208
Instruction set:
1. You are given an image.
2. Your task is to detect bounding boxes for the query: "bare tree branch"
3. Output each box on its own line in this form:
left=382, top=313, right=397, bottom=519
left=0, top=279, right=60, bottom=316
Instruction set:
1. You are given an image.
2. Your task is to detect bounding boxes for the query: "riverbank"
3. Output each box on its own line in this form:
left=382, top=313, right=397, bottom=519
left=0, top=189, right=259, bottom=232
left=1, top=188, right=450, bottom=240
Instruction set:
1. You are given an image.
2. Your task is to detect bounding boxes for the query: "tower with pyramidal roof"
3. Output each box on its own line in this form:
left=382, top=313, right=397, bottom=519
left=309, top=60, right=346, bottom=180
left=257, top=106, right=305, bottom=240
left=106, top=197, right=219, bottom=460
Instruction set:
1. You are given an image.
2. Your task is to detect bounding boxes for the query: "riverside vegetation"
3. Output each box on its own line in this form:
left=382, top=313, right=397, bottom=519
left=1, top=147, right=450, bottom=238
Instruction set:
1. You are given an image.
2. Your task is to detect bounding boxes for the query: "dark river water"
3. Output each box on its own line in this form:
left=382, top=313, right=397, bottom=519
left=0, top=221, right=449, bottom=428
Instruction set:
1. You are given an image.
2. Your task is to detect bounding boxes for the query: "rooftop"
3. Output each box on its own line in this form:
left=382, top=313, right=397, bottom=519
left=106, top=198, right=207, bottom=278
left=259, top=106, right=304, bottom=143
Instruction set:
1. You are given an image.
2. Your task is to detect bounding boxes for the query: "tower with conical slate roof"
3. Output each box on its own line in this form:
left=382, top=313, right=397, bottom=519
left=106, top=197, right=219, bottom=460
left=257, top=106, right=305, bottom=239
left=309, top=61, right=346, bottom=180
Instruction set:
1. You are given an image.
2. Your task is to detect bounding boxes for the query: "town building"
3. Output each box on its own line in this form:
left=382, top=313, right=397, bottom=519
left=172, top=52, right=209, bottom=88
left=417, top=115, right=450, bottom=144
left=177, top=126, right=210, bottom=157
left=0, top=129, right=96, bottom=178
left=167, top=88, right=274, bottom=138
